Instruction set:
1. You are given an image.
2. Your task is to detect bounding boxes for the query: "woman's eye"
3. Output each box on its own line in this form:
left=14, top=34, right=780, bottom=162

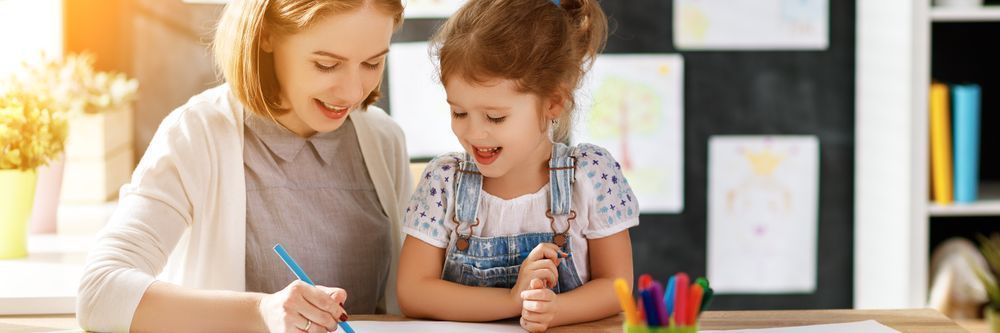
left=363, top=62, right=382, bottom=70
left=315, top=62, right=338, bottom=71
left=451, top=110, right=468, bottom=118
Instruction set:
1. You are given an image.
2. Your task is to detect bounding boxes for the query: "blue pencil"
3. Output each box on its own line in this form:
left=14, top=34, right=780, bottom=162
left=273, top=244, right=356, bottom=333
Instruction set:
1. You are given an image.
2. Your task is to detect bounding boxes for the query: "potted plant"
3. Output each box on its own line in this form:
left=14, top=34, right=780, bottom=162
left=0, top=87, right=68, bottom=258
left=13, top=53, right=138, bottom=233
left=970, top=233, right=1000, bottom=333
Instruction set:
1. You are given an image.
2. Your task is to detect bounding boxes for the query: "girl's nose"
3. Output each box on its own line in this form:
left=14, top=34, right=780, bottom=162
left=465, top=120, right=490, bottom=140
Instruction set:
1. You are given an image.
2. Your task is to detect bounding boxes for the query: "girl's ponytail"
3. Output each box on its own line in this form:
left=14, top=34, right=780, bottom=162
left=560, top=0, right=607, bottom=70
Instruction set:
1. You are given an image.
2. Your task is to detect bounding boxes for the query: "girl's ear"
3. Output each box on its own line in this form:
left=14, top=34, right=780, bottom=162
left=543, top=91, right=567, bottom=120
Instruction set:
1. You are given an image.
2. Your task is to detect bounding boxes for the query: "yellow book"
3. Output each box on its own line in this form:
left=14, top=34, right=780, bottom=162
left=929, top=82, right=953, bottom=205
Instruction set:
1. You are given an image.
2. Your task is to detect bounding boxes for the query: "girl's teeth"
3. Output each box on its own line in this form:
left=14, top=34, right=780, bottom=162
left=477, top=147, right=499, bottom=152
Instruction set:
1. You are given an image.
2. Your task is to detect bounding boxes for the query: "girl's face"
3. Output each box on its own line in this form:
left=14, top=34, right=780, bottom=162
left=445, top=77, right=557, bottom=179
left=263, top=5, right=394, bottom=137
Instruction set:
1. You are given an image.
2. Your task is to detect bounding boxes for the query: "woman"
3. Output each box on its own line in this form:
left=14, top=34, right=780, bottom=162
left=76, top=1, right=410, bottom=332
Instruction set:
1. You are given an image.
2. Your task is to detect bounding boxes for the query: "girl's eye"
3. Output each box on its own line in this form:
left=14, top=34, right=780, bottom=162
left=315, top=62, right=338, bottom=72
left=487, top=115, right=506, bottom=124
left=451, top=110, right=468, bottom=119
left=364, top=62, right=382, bottom=70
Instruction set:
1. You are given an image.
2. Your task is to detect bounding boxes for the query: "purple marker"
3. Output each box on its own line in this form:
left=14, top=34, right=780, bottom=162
left=650, top=281, right=669, bottom=326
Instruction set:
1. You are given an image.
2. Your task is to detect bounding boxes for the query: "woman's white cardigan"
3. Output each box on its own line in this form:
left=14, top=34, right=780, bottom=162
left=76, top=85, right=412, bottom=332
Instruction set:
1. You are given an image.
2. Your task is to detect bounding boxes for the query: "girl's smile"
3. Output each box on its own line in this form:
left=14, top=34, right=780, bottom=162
left=472, top=145, right=503, bottom=165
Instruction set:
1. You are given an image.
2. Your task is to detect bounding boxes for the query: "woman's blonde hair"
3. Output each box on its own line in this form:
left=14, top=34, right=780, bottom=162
left=432, top=0, right=607, bottom=143
left=213, top=0, right=403, bottom=118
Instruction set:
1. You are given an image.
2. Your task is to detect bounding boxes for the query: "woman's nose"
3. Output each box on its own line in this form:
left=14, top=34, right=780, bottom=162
left=332, top=68, right=365, bottom=106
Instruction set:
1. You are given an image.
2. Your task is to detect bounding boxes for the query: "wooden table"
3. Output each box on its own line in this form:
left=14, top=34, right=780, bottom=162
left=0, top=308, right=966, bottom=332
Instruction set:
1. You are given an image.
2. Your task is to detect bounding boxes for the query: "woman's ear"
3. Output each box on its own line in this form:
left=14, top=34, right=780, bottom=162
left=260, top=31, right=275, bottom=53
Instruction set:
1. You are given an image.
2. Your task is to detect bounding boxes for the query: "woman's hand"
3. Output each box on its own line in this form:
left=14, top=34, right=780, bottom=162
left=520, top=278, right=558, bottom=332
left=258, top=280, right=349, bottom=332
left=510, top=243, right=566, bottom=305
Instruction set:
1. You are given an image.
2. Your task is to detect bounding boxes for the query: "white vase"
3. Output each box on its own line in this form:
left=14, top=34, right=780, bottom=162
left=28, top=153, right=65, bottom=234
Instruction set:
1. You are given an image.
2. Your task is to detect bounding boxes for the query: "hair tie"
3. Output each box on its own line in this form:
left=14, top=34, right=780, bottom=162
left=551, top=0, right=561, bottom=7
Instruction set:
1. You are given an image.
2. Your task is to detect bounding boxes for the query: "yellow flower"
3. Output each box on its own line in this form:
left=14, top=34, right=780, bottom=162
left=0, top=88, right=68, bottom=170
left=12, top=52, right=138, bottom=115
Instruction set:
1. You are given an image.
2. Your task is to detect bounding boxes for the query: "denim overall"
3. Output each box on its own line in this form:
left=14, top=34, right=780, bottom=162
left=441, top=143, right=585, bottom=293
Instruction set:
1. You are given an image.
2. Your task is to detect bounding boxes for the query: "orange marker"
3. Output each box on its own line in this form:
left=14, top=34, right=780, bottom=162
left=689, top=284, right=704, bottom=324
left=614, top=278, right=640, bottom=325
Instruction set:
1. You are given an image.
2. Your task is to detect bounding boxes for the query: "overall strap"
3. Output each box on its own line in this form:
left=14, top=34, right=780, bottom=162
left=453, top=153, right=483, bottom=224
left=547, top=143, right=578, bottom=249
left=548, top=143, right=577, bottom=216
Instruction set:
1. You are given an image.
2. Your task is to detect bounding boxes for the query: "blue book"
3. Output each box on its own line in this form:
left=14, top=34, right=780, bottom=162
left=952, top=84, right=981, bottom=203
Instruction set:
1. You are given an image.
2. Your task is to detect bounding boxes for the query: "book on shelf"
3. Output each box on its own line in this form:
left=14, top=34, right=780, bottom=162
left=930, top=82, right=954, bottom=205
left=952, top=83, right=981, bottom=204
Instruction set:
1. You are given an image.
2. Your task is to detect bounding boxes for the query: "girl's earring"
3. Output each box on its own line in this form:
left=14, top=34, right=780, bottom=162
left=548, top=119, right=558, bottom=143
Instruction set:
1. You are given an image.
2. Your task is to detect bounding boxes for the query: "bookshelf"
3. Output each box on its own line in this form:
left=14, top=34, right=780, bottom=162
left=929, top=182, right=1000, bottom=217
left=930, top=6, right=1000, bottom=21
left=856, top=1, right=999, bottom=309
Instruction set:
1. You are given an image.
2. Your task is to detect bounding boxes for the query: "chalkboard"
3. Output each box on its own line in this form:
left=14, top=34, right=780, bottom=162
left=379, top=0, right=856, bottom=310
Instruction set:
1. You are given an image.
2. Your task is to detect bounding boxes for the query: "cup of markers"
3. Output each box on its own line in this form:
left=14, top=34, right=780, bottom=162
left=614, top=273, right=714, bottom=333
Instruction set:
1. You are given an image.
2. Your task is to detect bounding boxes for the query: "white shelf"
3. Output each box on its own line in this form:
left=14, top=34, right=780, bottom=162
left=0, top=235, right=93, bottom=315
left=928, top=183, right=1000, bottom=216
left=931, top=6, right=1000, bottom=22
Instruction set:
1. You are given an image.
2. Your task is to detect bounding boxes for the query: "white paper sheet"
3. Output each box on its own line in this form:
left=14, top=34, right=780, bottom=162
left=573, top=54, right=685, bottom=213
left=350, top=320, right=524, bottom=333
left=674, top=0, right=828, bottom=50
left=701, top=320, right=900, bottom=333
left=387, top=41, right=464, bottom=159
left=707, top=136, right=819, bottom=293
left=403, top=0, right=466, bottom=18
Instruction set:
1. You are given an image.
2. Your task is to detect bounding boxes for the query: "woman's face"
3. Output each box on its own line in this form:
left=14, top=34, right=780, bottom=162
left=263, top=5, right=394, bottom=137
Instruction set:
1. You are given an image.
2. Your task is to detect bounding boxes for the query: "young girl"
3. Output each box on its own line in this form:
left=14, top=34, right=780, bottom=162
left=77, top=1, right=410, bottom=332
left=397, top=0, right=637, bottom=331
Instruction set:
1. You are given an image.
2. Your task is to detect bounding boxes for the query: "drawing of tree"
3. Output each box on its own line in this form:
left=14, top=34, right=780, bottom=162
left=587, top=75, right=662, bottom=171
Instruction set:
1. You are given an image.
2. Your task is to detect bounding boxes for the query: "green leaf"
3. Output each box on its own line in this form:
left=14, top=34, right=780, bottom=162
left=967, top=254, right=1000, bottom=309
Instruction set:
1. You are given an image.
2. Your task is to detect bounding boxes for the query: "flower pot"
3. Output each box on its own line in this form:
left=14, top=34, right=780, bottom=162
left=61, top=106, right=134, bottom=204
left=28, top=153, right=65, bottom=234
left=0, top=169, right=38, bottom=259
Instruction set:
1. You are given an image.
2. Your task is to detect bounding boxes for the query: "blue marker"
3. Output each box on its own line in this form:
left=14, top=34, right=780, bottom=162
left=664, top=275, right=677, bottom=319
left=273, top=244, right=356, bottom=333
left=640, top=289, right=662, bottom=326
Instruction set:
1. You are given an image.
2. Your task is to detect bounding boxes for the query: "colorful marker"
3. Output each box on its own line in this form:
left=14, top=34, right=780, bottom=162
left=640, top=289, right=661, bottom=327
left=614, top=278, right=641, bottom=325
left=650, top=281, right=669, bottom=326
left=674, top=273, right=690, bottom=326
left=664, top=275, right=677, bottom=319
left=689, top=284, right=705, bottom=324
